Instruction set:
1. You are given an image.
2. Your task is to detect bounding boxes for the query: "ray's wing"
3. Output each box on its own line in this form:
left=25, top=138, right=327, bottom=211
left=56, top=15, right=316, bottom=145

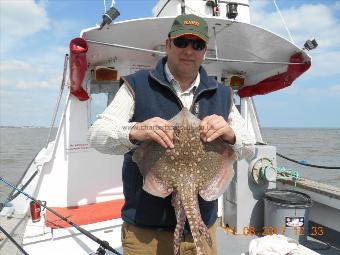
left=132, top=142, right=173, bottom=198
left=199, top=140, right=236, bottom=201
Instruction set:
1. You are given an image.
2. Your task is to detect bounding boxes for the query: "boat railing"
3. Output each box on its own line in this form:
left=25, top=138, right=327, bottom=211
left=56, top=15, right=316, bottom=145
left=45, top=54, right=69, bottom=148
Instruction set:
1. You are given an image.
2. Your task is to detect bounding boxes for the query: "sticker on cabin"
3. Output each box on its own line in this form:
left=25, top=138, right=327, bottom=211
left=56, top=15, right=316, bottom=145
left=67, top=143, right=90, bottom=153
left=285, top=216, right=304, bottom=227
left=130, top=62, right=154, bottom=74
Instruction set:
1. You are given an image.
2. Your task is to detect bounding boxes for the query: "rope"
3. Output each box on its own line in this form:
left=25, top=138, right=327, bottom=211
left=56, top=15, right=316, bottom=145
left=277, top=153, right=340, bottom=170
left=103, top=0, right=115, bottom=12
left=256, top=142, right=340, bottom=170
left=183, top=4, right=202, bottom=16
left=276, top=166, right=300, bottom=187
left=103, top=0, right=107, bottom=12
left=273, top=0, right=295, bottom=43
left=156, top=0, right=171, bottom=17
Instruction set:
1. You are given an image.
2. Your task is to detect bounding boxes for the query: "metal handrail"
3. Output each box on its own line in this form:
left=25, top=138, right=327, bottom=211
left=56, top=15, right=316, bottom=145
left=86, top=39, right=307, bottom=65
left=45, top=54, right=69, bottom=148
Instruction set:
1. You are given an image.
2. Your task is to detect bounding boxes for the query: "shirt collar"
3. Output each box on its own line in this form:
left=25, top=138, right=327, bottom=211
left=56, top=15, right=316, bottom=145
left=165, top=62, right=199, bottom=94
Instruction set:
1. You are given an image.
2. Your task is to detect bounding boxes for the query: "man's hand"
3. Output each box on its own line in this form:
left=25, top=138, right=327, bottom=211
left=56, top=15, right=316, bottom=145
left=199, top=114, right=236, bottom=144
left=129, top=117, right=174, bottom=149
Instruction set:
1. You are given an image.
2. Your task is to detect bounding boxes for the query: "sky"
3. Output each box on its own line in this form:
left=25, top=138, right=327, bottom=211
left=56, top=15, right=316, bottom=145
left=0, top=0, right=339, bottom=128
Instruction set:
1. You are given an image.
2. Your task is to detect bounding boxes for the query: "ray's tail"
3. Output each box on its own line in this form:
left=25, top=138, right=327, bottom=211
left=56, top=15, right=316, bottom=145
left=172, top=190, right=186, bottom=255
left=179, top=187, right=212, bottom=255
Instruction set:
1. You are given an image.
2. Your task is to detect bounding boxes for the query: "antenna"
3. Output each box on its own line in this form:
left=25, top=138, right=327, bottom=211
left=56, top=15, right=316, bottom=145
left=181, top=0, right=186, bottom=14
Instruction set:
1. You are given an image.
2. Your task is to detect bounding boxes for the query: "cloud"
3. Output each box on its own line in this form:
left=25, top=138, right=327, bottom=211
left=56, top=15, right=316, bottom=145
left=271, top=82, right=340, bottom=100
left=329, top=84, right=340, bottom=95
left=15, top=80, right=58, bottom=90
left=0, top=59, right=63, bottom=90
left=335, top=1, right=340, bottom=10
left=250, top=1, right=340, bottom=78
left=307, top=50, right=340, bottom=77
left=253, top=82, right=340, bottom=127
left=0, top=0, right=76, bottom=93
left=50, top=19, right=83, bottom=39
left=0, top=0, right=50, bottom=53
left=0, top=60, right=33, bottom=72
left=0, top=88, right=64, bottom=126
left=251, top=2, right=339, bottom=47
left=303, top=85, right=340, bottom=98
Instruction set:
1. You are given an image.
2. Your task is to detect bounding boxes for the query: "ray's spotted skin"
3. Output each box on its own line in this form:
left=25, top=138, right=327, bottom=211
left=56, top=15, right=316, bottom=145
left=172, top=190, right=186, bottom=254
left=133, top=108, right=235, bottom=255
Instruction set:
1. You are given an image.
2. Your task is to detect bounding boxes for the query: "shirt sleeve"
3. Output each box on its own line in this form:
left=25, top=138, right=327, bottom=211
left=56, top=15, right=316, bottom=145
left=88, top=84, right=138, bottom=155
left=227, top=103, right=256, bottom=161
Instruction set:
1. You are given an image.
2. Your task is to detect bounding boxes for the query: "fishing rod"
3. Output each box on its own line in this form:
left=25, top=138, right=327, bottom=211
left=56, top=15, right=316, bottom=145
left=0, top=176, right=122, bottom=255
left=0, top=225, right=29, bottom=255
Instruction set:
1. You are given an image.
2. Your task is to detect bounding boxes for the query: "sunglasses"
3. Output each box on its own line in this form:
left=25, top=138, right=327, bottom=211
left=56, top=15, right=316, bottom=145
left=172, top=37, right=206, bottom=51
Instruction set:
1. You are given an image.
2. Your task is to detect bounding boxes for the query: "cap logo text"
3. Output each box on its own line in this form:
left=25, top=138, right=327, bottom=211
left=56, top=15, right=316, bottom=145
left=183, top=20, right=200, bottom=26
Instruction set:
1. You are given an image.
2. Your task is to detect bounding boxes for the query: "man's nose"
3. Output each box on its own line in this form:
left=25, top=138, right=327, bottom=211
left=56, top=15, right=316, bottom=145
left=183, top=43, right=194, bottom=54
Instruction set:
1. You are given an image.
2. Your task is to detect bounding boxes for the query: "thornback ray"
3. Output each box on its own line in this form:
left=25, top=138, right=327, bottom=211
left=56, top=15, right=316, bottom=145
left=132, top=107, right=235, bottom=255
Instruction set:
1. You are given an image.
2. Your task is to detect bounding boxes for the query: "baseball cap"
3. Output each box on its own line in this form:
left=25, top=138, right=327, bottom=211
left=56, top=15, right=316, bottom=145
left=168, top=14, right=209, bottom=42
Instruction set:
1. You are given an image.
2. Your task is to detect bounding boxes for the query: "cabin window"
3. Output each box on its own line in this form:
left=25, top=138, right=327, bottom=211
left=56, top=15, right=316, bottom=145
left=89, top=81, right=120, bottom=124
left=221, top=76, right=242, bottom=107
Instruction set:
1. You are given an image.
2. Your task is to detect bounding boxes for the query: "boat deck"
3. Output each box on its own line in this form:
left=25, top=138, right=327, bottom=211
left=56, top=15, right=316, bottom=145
left=1, top=215, right=340, bottom=255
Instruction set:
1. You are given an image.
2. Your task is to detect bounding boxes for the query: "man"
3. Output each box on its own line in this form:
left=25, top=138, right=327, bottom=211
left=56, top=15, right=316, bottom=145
left=89, top=14, right=255, bottom=255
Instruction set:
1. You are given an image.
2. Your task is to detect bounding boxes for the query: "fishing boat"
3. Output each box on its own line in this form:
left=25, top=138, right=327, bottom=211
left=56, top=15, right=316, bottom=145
left=1, top=0, right=339, bottom=254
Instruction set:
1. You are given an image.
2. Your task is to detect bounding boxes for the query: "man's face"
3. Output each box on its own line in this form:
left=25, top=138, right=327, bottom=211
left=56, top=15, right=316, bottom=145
left=166, top=35, right=207, bottom=79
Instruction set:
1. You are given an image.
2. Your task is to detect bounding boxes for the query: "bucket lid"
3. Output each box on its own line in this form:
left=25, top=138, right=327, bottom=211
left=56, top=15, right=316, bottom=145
left=265, top=189, right=312, bottom=207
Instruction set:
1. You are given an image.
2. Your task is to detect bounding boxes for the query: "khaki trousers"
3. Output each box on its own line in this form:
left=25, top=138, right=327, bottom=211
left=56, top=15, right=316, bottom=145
left=121, top=222, right=217, bottom=255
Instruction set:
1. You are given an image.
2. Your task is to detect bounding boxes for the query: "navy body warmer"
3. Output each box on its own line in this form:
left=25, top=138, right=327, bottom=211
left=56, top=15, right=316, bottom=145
left=120, top=57, right=232, bottom=231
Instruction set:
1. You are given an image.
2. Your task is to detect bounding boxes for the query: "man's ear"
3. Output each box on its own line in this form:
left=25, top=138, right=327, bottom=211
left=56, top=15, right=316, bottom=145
left=203, top=46, right=208, bottom=60
left=165, top=39, right=172, bottom=54
left=166, top=39, right=171, bottom=49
